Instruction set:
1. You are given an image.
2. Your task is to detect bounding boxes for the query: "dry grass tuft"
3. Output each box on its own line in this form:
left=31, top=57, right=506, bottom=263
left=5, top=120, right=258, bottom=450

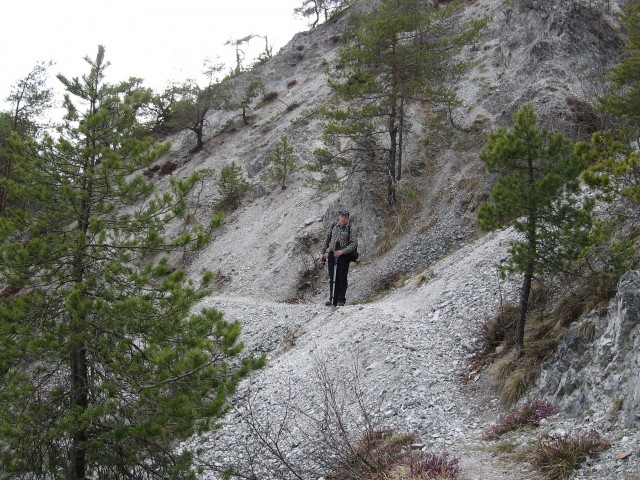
left=530, top=430, right=611, bottom=480
left=483, top=276, right=617, bottom=405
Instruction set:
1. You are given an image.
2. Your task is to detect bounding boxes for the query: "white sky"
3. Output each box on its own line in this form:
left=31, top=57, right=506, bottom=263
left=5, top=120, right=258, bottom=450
left=1, top=0, right=309, bottom=109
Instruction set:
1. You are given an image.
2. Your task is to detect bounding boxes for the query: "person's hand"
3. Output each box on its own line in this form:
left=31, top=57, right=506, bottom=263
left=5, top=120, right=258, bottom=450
left=320, top=253, right=326, bottom=262
left=335, top=249, right=344, bottom=257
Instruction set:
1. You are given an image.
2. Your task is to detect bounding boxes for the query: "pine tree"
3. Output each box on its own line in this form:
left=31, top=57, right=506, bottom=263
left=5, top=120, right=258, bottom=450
left=308, top=0, right=484, bottom=205
left=0, top=46, right=263, bottom=479
left=597, top=2, right=640, bottom=142
left=295, top=0, right=349, bottom=28
left=575, top=131, right=640, bottom=283
left=0, top=62, right=54, bottom=215
left=578, top=131, right=640, bottom=208
left=263, top=135, right=299, bottom=190
left=218, top=161, right=251, bottom=208
left=478, top=104, right=589, bottom=351
left=168, top=68, right=234, bottom=152
left=234, top=77, right=263, bottom=126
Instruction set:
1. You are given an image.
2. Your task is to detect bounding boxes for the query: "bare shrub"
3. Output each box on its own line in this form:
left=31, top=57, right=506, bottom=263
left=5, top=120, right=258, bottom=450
left=143, top=164, right=160, bottom=177
left=364, top=270, right=408, bottom=303
left=284, top=231, right=326, bottom=303
left=477, top=303, right=518, bottom=355
left=159, top=160, right=178, bottom=176
left=566, top=95, right=600, bottom=139
left=216, top=354, right=462, bottom=480
left=263, top=91, right=279, bottom=102
left=282, top=326, right=305, bottom=351
left=286, top=101, right=301, bottom=112
left=216, top=353, right=384, bottom=479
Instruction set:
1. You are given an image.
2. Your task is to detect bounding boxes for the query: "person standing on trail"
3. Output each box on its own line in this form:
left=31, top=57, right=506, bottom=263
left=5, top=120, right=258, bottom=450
left=319, top=210, right=358, bottom=307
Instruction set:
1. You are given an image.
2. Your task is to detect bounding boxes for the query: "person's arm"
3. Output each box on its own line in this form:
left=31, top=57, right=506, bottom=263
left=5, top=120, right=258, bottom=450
left=320, top=224, right=333, bottom=261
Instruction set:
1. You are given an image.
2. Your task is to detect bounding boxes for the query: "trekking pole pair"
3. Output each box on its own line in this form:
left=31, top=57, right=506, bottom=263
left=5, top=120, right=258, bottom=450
left=328, top=253, right=337, bottom=305
left=321, top=252, right=338, bottom=306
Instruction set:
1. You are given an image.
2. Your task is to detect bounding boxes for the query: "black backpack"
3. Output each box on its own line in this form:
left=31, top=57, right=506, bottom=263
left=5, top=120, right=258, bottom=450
left=331, top=222, right=359, bottom=262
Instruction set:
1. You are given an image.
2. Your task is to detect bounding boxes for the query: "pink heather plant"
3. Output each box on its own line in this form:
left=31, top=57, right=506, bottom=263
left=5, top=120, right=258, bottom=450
left=489, top=399, right=558, bottom=438
left=408, top=452, right=461, bottom=479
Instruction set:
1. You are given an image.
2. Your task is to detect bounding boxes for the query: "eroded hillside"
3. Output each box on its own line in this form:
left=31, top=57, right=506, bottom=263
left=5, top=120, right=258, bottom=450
left=155, top=1, right=638, bottom=478
left=146, top=0, right=624, bottom=307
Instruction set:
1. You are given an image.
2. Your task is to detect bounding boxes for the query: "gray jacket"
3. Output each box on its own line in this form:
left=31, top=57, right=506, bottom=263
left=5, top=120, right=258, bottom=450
left=322, top=223, right=358, bottom=255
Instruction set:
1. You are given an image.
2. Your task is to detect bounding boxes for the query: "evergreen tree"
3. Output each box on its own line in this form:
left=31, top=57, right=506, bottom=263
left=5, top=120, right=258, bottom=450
left=226, top=35, right=255, bottom=75
left=0, top=62, right=54, bottom=215
left=575, top=131, right=640, bottom=282
left=308, top=0, right=484, bottom=205
left=234, top=77, right=264, bottom=126
left=218, top=161, right=251, bottom=208
left=295, top=0, right=350, bottom=28
left=148, top=83, right=181, bottom=137
left=578, top=130, right=640, bottom=209
left=597, top=2, right=640, bottom=143
left=263, top=135, right=299, bottom=190
left=578, top=3, right=640, bottom=278
left=0, top=46, right=263, bottom=479
left=478, top=104, right=589, bottom=351
left=168, top=67, right=234, bottom=152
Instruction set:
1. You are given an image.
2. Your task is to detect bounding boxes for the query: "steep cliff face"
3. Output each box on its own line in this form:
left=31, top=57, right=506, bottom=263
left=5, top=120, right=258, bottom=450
left=454, top=0, right=624, bottom=139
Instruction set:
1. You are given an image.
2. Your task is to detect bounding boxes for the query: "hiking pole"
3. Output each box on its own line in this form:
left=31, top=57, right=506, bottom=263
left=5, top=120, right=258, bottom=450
left=333, top=254, right=339, bottom=304
left=328, top=254, right=335, bottom=305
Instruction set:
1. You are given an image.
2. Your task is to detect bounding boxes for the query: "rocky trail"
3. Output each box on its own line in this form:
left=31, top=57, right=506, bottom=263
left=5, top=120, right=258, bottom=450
left=180, top=229, right=547, bottom=479
left=178, top=214, right=640, bottom=480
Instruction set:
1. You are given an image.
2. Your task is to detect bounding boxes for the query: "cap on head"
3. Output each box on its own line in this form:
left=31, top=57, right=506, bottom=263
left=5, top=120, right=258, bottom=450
left=339, top=210, right=350, bottom=217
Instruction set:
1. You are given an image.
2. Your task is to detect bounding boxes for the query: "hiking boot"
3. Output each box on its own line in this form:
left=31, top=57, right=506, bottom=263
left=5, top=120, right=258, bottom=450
left=325, top=301, right=333, bottom=306
left=337, top=302, right=345, bottom=306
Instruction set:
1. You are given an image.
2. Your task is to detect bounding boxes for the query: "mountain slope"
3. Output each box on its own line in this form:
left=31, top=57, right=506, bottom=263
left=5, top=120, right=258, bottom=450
left=147, top=0, right=638, bottom=478
left=151, top=0, right=624, bottom=306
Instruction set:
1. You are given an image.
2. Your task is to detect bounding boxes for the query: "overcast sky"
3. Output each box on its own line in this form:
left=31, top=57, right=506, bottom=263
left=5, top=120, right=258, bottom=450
left=1, top=0, right=309, bottom=109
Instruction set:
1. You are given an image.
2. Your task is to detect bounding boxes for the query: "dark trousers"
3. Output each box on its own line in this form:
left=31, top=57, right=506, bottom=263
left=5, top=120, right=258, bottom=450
left=328, top=254, right=350, bottom=305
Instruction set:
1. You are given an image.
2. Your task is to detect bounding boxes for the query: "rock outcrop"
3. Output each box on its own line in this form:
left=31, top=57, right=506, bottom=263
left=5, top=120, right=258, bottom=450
left=538, top=270, right=640, bottom=428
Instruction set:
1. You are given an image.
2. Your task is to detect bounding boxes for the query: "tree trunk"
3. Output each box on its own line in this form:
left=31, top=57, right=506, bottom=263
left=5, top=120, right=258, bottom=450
left=70, top=232, right=90, bottom=479
left=68, top=86, right=97, bottom=476
left=0, top=160, right=10, bottom=216
left=515, top=271, right=532, bottom=352
left=195, top=121, right=204, bottom=151
left=397, top=97, right=404, bottom=182
left=242, top=105, right=249, bottom=125
left=70, top=343, right=89, bottom=480
left=516, top=142, right=538, bottom=352
left=387, top=34, right=399, bottom=206
left=387, top=120, right=397, bottom=206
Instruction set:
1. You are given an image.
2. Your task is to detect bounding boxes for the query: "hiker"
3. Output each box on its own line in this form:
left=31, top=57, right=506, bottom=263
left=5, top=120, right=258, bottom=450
left=319, top=210, right=358, bottom=306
